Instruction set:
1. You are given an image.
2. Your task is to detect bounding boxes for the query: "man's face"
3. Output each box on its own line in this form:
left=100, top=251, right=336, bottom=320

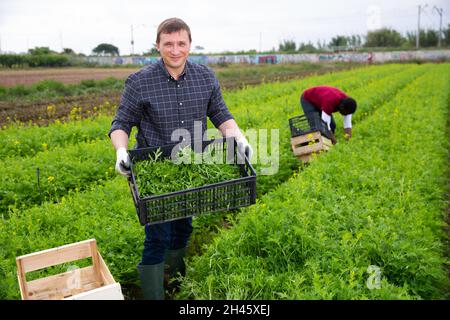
left=156, top=30, right=191, bottom=71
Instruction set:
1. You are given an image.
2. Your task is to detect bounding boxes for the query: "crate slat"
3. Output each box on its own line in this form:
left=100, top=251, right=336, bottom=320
left=27, top=266, right=101, bottom=300
left=17, top=239, right=96, bottom=273
left=98, top=252, right=115, bottom=285
left=291, top=131, right=332, bottom=163
left=291, top=131, right=322, bottom=145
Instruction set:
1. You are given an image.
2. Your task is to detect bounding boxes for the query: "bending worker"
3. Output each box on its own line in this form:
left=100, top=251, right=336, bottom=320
left=300, top=86, right=357, bottom=144
left=108, top=17, right=252, bottom=300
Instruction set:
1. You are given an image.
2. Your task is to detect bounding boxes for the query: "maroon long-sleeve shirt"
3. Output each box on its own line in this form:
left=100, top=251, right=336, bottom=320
left=302, top=86, right=348, bottom=115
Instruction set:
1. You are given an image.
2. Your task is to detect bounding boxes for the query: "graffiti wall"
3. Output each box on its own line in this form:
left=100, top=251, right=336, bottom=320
left=373, top=50, right=450, bottom=62
left=317, top=52, right=370, bottom=62
left=85, top=50, right=450, bottom=66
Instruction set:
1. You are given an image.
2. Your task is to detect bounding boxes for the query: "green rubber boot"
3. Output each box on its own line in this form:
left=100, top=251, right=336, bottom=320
left=164, top=247, right=187, bottom=294
left=137, top=262, right=165, bottom=300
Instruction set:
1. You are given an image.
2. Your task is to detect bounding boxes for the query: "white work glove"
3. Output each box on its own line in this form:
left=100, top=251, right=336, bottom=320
left=236, top=136, right=253, bottom=164
left=115, top=147, right=131, bottom=176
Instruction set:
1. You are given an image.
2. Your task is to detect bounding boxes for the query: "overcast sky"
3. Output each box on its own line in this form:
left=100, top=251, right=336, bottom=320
left=0, top=0, right=449, bottom=55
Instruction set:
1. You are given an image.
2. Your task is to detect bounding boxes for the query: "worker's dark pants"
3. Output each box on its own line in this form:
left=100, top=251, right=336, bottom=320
left=141, top=218, right=193, bottom=265
left=300, top=94, right=336, bottom=134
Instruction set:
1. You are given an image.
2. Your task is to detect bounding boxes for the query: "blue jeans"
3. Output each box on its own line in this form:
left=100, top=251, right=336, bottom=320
left=300, top=95, right=336, bottom=133
left=140, top=218, right=193, bottom=265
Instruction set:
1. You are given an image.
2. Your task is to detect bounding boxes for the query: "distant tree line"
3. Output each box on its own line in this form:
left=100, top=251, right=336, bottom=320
left=277, top=25, right=450, bottom=53
left=0, top=43, right=121, bottom=68
left=0, top=47, right=71, bottom=68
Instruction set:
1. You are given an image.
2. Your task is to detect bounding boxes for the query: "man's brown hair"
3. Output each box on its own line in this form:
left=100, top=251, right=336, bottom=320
left=156, top=18, right=192, bottom=44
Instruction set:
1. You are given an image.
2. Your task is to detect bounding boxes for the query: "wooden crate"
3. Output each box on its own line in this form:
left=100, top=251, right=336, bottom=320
left=16, top=239, right=124, bottom=300
left=291, top=131, right=332, bottom=163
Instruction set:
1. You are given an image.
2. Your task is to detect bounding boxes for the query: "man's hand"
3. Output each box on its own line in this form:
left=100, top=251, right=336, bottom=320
left=115, top=147, right=131, bottom=176
left=344, top=128, right=352, bottom=140
left=236, top=136, right=253, bottom=163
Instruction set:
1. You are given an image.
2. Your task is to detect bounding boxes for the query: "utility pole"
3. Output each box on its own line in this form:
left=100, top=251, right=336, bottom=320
left=417, top=4, right=428, bottom=49
left=131, top=24, right=146, bottom=56
left=433, top=6, right=443, bottom=48
left=131, top=24, right=135, bottom=56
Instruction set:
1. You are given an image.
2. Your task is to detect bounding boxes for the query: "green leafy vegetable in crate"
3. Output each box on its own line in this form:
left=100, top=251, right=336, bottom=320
left=134, top=146, right=242, bottom=197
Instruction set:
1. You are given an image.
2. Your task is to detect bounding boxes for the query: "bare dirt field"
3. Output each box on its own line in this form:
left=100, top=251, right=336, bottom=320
left=0, top=63, right=357, bottom=126
left=0, top=68, right=139, bottom=87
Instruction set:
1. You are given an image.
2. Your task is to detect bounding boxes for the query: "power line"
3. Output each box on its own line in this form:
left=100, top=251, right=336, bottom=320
left=421, top=6, right=438, bottom=28
left=417, top=4, right=428, bottom=49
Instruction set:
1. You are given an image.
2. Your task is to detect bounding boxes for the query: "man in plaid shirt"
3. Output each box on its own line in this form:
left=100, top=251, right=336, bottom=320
left=109, top=17, right=252, bottom=300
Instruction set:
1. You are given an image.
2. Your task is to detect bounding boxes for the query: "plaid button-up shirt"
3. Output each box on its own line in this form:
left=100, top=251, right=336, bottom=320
left=109, top=59, right=234, bottom=148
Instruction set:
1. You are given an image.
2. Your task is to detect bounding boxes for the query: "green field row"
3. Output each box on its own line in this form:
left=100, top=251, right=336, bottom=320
left=177, top=65, right=450, bottom=300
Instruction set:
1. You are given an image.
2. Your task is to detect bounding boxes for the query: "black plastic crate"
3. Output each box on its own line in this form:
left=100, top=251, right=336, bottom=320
left=289, top=113, right=332, bottom=140
left=127, top=137, right=257, bottom=226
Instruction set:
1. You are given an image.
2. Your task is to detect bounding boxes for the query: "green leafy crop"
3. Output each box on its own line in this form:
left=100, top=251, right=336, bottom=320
left=134, top=147, right=242, bottom=197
